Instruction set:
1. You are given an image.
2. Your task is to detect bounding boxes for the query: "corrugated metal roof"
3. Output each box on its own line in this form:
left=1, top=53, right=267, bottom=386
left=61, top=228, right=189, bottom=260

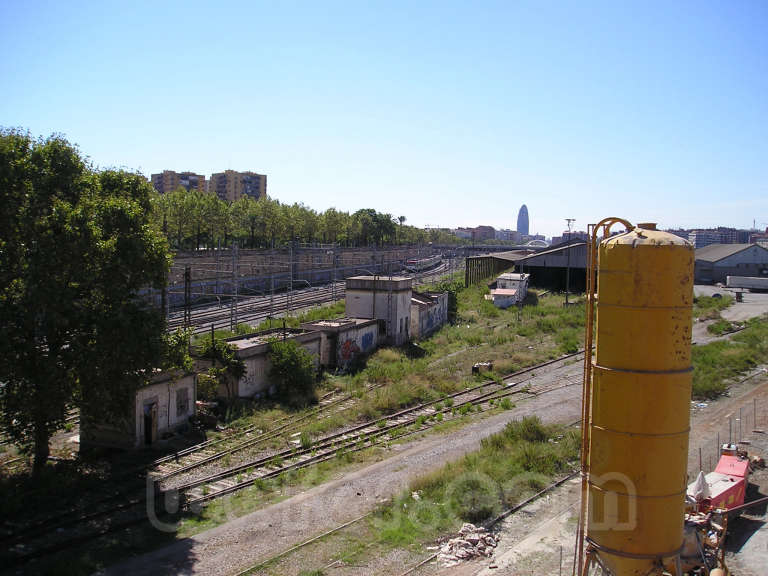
left=515, top=241, right=587, bottom=262
left=695, top=243, right=767, bottom=263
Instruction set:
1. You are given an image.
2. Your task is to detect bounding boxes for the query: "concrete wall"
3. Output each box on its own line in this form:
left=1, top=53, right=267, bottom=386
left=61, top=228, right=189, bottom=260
left=225, top=330, right=322, bottom=398
left=335, top=322, right=379, bottom=370
left=410, top=293, right=448, bottom=340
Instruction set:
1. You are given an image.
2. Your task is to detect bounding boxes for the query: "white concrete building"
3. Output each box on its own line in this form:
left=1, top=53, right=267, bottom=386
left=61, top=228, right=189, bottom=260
left=81, top=369, right=196, bottom=449
left=345, top=276, right=413, bottom=345
left=486, top=272, right=529, bottom=309
left=224, top=329, right=322, bottom=398
left=410, top=291, right=449, bottom=340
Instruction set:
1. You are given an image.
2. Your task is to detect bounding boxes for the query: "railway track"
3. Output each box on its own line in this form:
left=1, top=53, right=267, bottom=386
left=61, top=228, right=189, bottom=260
left=234, top=466, right=582, bottom=576
left=1, top=350, right=582, bottom=567
left=0, top=409, right=79, bottom=453
left=168, top=261, right=457, bottom=334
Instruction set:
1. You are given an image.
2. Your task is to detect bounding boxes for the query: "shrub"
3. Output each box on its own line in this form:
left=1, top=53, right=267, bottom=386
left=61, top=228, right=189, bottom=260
left=269, top=339, right=317, bottom=408
left=448, top=472, right=501, bottom=523
left=506, top=416, right=548, bottom=443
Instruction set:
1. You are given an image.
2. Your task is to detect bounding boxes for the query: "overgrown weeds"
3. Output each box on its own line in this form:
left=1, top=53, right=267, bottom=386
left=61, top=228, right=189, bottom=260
left=373, top=416, right=579, bottom=547
left=693, top=315, right=768, bottom=398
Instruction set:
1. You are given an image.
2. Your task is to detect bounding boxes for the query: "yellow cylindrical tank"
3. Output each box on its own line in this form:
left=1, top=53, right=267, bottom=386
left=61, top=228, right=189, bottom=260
left=587, top=223, right=694, bottom=575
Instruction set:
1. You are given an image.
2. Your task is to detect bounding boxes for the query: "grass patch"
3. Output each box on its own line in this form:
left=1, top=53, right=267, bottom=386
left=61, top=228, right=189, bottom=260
left=693, top=295, right=733, bottom=320
left=693, top=315, right=768, bottom=398
left=372, top=416, right=579, bottom=547
left=706, top=318, right=738, bottom=336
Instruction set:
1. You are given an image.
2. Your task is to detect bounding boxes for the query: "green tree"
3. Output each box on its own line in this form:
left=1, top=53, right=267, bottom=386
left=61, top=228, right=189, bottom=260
left=0, top=130, right=171, bottom=474
left=268, top=339, right=316, bottom=408
left=197, top=337, right=245, bottom=398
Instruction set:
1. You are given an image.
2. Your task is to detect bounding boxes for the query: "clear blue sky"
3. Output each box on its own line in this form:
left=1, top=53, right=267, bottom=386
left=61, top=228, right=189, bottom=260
left=2, top=1, right=766, bottom=238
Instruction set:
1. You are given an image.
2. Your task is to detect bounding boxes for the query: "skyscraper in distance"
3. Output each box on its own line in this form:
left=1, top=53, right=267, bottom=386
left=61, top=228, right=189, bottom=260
left=517, top=204, right=529, bottom=236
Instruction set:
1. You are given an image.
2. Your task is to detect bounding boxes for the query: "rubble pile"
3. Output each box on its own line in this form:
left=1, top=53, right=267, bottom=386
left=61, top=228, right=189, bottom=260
left=435, top=523, right=499, bottom=567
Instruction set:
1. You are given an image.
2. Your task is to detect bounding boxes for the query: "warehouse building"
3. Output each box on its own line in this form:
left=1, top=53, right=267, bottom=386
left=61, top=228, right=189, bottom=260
left=512, top=241, right=587, bottom=292
left=694, top=243, right=768, bottom=284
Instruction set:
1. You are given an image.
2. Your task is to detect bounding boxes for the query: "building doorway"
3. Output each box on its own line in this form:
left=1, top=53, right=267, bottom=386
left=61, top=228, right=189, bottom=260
left=143, top=402, right=157, bottom=445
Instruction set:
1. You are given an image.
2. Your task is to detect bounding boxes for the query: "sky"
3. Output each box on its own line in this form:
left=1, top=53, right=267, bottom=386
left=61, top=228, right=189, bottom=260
left=1, top=1, right=766, bottom=238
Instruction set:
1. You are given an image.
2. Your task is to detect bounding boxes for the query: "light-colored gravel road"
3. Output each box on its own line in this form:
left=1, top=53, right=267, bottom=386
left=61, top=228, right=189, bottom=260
left=100, top=361, right=584, bottom=576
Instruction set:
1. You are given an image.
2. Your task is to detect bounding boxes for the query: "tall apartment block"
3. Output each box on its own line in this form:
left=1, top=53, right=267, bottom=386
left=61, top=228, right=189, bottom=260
left=209, top=170, right=267, bottom=202
left=150, top=170, right=207, bottom=194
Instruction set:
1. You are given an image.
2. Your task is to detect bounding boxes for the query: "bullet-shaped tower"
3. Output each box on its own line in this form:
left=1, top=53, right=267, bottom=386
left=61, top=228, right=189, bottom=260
left=585, top=223, right=694, bottom=575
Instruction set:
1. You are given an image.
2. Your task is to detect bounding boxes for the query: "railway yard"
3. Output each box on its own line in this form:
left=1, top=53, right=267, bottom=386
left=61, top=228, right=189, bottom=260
left=2, top=263, right=768, bottom=576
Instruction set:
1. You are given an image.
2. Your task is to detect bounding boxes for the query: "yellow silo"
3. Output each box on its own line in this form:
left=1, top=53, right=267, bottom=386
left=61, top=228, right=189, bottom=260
left=584, top=222, right=694, bottom=576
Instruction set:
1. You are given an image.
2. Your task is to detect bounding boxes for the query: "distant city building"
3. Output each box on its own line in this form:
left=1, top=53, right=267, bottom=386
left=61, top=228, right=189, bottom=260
left=453, top=228, right=473, bottom=240
left=209, top=170, right=267, bottom=202
left=750, top=228, right=768, bottom=248
left=517, top=205, right=529, bottom=236
left=688, top=227, right=743, bottom=248
left=495, top=229, right=521, bottom=243
left=551, top=230, right=588, bottom=245
left=452, top=225, right=496, bottom=242
left=474, top=225, right=496, bottom=242
left=150, top=170, right=207, bottom=194
left=664, top=228, right=691, bottom=241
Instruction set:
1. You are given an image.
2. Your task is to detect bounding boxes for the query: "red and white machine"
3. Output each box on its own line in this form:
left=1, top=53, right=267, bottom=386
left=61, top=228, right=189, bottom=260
left=687, top=444, right=750, bottom=513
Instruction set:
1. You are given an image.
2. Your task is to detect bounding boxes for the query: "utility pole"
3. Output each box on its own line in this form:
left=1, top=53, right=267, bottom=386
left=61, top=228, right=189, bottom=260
left=184, top=265, right=191, bottom=328
left=289, top=240, right=294, bottom=315
left=215, top=238, right=221, bottom=301
left=565, top=218, right=575, bottom=306
left=230, top=243, right=239, bottom=331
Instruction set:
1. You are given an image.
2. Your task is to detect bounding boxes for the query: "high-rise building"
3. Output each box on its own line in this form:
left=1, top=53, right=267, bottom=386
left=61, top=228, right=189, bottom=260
left=688, top=227, right=743, bottom=248
left=209, top=170, right=267, bottom=202
left=150, top=170, right=207, bottom=194
left=517, top=204, right=529, bottom=236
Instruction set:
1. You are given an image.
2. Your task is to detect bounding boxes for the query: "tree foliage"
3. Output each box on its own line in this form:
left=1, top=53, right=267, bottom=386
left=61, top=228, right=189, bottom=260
left=0, top=129, right=172, bottom=474
left=196, top=337, right=246, bottom=398
left=148, top=187, right=461, bottom=250
left=268, top=339, right=317, bottom=408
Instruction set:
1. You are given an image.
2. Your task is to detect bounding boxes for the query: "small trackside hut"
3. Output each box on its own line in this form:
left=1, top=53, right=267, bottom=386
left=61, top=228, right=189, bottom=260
left=222, top=328, right=322, bottom=398
left=486, top=272, right=529, bottom=309
left=410, top=291, right=448, bottom=340
left=80, top=369, right=197, bottom=449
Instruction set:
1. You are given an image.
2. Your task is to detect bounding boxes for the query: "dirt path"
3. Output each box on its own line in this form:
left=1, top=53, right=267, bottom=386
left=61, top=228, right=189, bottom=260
left=100, top=362, right=585, bottom=576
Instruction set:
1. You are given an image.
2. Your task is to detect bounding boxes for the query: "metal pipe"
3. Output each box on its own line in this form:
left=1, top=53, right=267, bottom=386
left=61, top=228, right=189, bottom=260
left=725, top=494, right=768, bottom=515
left=576, top=217, right=632, bottom=576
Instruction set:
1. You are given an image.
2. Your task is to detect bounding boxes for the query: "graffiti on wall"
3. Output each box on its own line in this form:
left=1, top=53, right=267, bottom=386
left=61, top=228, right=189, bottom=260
left=340, top=339, right=360, bottom=362
left=361, top=331, right=374, bottom=351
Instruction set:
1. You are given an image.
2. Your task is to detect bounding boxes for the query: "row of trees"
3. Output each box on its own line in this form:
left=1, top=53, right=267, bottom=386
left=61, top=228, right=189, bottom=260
left=149, top=187, right=461, bottom=250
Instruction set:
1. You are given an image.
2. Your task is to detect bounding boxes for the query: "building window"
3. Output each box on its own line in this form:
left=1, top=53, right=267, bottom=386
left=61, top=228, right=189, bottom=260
left=176, top=388, right=189, bottom=418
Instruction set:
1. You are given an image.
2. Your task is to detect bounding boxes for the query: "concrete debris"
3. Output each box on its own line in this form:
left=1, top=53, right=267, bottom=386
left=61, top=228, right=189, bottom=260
left=437, top=523, right=499, bottom=567
left=412, top=491, right=421, bottom=501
